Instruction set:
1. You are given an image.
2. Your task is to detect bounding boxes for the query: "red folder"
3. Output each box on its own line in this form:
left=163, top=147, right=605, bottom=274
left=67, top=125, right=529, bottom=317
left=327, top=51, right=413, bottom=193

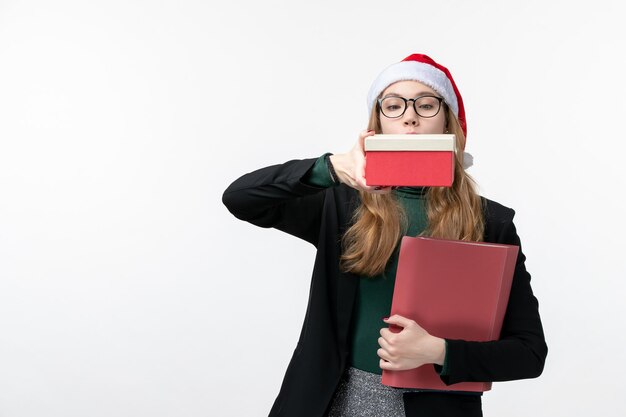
left=381, top=236, right=519, bottom=392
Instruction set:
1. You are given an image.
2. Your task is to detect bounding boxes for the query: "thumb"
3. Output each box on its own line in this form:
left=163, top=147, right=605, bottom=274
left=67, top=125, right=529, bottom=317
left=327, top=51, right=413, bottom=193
left=383, top=314, right=415, bottom=329
left=358, top=129, right=375, bottom=147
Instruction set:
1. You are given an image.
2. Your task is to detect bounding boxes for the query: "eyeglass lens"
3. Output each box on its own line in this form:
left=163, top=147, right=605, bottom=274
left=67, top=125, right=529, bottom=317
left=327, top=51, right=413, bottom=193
left=379, top=96, right=442, bottom=118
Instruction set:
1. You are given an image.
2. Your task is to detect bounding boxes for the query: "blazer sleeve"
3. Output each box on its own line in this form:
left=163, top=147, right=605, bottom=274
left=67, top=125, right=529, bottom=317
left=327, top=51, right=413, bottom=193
left=437, top=207, right=548, bottom=384
left=222, top=157, right=329, bottom=247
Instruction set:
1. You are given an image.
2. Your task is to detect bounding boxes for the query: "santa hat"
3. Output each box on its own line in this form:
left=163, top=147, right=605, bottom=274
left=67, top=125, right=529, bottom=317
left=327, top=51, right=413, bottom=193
left=367, top=54, right=467, bottom=137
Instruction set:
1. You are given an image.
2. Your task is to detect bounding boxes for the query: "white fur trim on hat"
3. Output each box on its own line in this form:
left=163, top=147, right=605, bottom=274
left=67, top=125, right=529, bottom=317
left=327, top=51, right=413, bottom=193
left=367, top=61, right=459, bottom=117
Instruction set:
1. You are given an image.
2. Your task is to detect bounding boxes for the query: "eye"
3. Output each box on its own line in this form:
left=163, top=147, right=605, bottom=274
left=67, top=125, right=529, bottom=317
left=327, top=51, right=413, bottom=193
left=386, top=104, right=402, bottom=111
left=415, top=96, right=440, bottom=112
left=382, top=97, right=404, bottom=109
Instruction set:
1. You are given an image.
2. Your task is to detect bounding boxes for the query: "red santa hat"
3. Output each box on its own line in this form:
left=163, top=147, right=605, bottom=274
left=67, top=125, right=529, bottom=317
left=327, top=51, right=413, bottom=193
left=367, top=54, right=467, bottom=137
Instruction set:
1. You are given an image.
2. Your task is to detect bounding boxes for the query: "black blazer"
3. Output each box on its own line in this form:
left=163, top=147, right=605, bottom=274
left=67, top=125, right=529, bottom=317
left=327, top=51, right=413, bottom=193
left=223, top=157, right=547, bottom=417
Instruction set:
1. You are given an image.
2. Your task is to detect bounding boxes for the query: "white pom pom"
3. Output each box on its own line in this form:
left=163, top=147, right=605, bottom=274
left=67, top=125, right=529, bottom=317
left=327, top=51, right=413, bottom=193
left=462, top=151, right=474, bottom=169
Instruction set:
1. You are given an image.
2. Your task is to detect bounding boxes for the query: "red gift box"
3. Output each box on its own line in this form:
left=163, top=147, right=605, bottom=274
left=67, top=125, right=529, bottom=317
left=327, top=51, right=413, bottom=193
left=364, top=134, right=456, bottom=187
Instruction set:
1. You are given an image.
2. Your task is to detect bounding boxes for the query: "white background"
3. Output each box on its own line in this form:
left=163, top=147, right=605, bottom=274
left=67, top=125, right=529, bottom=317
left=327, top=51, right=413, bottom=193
left=1, top=1, right=625, bottom=416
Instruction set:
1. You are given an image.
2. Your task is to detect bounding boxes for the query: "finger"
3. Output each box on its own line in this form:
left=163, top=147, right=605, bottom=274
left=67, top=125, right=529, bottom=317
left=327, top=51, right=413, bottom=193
left=357, top=130, right=376, bottom=151
left=377, top=347, right=392, bottom=362
left=379, top=358, right=397, bottom=371
left=381, top=319, right=404, bottom=335
left=371, top=186, right=392, bottom=194
left=378, top=336, right=393, bottom=353
left=357, top=184, right=383, bottom=193
left=379, top=327, right=394, bottom=340
left=358, top=129, right=376, bottom=140
left=383, top=314, right=416, bottom=329
left=354, top=175, right=369, bottom=191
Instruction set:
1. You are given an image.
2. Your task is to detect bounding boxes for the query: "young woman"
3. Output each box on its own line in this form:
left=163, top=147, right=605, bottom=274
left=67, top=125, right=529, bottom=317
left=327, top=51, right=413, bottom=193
left=222, top=54, right=547, bottom=417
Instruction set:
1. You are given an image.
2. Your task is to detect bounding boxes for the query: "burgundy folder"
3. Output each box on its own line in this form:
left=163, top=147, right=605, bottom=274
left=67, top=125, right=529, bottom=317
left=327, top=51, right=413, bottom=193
left=381, top=236, right=519, bottom=392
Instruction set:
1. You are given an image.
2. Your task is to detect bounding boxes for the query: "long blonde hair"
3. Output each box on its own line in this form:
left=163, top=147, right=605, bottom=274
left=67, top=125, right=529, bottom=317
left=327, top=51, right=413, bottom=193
left=340, top=106, right=485, bottom=277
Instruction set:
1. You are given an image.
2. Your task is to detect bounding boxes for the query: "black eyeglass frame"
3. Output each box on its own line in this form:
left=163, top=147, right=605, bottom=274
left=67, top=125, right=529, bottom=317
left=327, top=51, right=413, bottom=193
left=377, top=95, right=445, bottom=119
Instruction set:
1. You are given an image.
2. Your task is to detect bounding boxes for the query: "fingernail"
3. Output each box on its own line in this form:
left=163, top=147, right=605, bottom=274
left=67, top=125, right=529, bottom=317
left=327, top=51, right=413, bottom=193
left=382, top=317, right=389, bottom=321
left=374, top=186, right=382, bottom=190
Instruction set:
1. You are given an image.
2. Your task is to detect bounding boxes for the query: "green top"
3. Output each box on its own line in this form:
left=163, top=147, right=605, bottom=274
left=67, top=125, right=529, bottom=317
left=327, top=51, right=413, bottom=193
left=349, top=186, right=430, bottom=374
left=305, top=154, right=449, bottom=375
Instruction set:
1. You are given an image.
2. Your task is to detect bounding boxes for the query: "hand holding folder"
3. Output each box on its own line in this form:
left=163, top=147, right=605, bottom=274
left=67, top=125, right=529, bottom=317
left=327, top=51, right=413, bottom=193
left=381, top=236, right=519, bottom=392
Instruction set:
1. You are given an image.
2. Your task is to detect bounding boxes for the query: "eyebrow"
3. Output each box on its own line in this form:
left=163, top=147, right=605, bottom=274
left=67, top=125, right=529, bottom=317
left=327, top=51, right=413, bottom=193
left=382, top=91, right=441, bottom=98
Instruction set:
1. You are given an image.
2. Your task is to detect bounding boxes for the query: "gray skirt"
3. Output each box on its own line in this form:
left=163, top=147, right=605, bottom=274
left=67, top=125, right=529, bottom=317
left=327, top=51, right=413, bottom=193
left=327, top=367, right=414, bottom=417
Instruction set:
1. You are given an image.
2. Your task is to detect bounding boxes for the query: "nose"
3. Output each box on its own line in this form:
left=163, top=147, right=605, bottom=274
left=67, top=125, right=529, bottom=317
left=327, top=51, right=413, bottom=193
left=402, top=103, right=420, bottom=126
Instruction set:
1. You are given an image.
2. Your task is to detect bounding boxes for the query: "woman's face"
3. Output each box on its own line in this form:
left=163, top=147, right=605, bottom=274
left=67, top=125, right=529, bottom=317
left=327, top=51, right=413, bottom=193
left=379, top=80, right=447, bottom=135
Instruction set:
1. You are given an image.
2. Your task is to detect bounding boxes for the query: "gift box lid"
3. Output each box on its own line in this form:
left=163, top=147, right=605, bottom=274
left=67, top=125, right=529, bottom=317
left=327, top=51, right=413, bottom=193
left=364, top=134, right=456, bottom=151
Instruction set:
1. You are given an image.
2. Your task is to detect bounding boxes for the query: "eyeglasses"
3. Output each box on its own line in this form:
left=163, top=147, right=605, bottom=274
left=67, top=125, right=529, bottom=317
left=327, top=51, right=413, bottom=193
left=377, top=95, right=444, bottom=119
